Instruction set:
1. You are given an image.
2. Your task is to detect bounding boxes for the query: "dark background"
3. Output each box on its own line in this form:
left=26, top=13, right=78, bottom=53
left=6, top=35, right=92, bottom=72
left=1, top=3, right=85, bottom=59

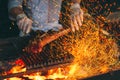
left=0, top=0, right=19, bottom=38
left=0, top=0, right=120, bottom=80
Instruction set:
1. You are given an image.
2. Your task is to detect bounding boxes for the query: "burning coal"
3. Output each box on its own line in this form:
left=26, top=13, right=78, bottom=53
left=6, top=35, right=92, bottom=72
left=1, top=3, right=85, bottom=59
left=1, top=0, right=120, bottom=80
left=3, top=13, right=120, bottom=80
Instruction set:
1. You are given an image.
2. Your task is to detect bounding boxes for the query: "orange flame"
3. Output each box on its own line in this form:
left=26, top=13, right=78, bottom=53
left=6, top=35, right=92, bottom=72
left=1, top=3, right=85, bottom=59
left=4, top=1, right=120, bottom=79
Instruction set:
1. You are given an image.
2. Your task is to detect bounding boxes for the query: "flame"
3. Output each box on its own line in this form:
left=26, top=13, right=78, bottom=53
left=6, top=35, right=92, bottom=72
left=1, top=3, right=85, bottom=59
left=4, top=65, right=26, bottom=80
left=9, top=65, right=26, bottom=74
left=5, top=20, right=120, bottom=80
left=5, top=16, right=120, bottom=80
left=5, top=77, right=23, bottom=80
left=46, top=68, right=68, bottom=79
left=24, top=73, right=46, bottom=80
left=4, top=0, right=120, bottom=79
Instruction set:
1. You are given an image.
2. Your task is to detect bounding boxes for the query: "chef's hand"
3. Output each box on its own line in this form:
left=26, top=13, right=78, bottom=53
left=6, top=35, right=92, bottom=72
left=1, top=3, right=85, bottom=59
left=70, top=3, right=84, bottom=32
left=16, top=14, right=33, bottom=34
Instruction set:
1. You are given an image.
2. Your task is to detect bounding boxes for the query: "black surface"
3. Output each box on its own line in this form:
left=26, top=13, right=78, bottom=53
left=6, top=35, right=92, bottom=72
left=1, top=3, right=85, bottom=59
left=0, top=0, right=19, bottom=38
left=0, top=36, right=31, bottom=60
left=84, top=70, right=120, bottom=80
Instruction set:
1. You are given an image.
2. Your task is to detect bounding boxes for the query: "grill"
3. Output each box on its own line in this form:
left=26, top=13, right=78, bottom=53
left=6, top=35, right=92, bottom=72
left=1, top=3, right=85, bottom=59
left=0, top=47, right=74, bottom=79
left=22, top=52, right=74, bottom=70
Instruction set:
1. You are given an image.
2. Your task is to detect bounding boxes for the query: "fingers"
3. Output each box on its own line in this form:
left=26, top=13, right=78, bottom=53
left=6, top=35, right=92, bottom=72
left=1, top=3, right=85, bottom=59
left=23, top=18, right=32, bottom=33
left=17, top=17, right=26, bottom=30
left=74, top=16, right=79, bottom=31
left=80, top=10, right=84, bottom=22
left=70, top=11, right=84, bottom=32
left=17, top=17, right=33, bottom=33
left=26, top=21, right=33, bottom=33
left=71, top=19, right=75, bottom=32
left=76, top=14, right=82, bottom=27
left=70, top=16, right=80, bottom=32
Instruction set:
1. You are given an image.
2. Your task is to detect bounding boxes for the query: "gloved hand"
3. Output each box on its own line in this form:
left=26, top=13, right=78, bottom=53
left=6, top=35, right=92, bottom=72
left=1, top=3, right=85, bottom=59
left=70, top=3, right=84, bottom=32
left=16, top=14, right=33, bottom=34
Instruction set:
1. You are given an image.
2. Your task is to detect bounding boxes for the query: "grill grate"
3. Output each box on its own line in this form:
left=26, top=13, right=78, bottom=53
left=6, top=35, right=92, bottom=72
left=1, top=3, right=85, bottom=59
left=0, top=48, right=74, bottom=79
left=21, top=50, right=74, bottom=70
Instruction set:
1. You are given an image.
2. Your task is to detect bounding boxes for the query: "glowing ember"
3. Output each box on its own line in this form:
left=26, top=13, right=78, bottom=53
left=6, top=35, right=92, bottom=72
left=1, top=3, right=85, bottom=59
left=4, top=14, right=120, bottom=80
left=3, top=0, right=120, bottom=80
left=15, top=59, right=25, bottom=66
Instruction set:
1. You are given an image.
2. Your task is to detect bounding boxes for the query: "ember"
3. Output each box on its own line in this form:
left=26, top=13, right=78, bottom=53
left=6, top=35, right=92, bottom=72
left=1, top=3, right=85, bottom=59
left=1, top=0, right=120, bottom=80
left=2, top=13, right=120, bottom=80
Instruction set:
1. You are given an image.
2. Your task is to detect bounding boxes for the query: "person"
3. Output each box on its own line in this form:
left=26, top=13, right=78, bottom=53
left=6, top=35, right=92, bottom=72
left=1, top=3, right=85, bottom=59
left=8, top=0, right=84, bottom=36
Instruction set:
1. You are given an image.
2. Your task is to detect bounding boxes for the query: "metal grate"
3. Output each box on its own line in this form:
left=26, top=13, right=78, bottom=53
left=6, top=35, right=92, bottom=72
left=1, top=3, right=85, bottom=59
left=0, top=49, right=74, bottom=79
left=21, top=50, right=74, bottom=70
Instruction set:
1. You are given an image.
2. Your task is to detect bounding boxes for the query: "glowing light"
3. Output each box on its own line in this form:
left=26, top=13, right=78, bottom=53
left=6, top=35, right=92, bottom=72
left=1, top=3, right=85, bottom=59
left=4, top=0, right=120, bottom=80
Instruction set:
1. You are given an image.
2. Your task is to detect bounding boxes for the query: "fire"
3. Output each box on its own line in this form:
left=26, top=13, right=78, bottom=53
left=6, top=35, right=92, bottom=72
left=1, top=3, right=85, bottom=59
left=46, top=68, right=68, bottom=79
left=3, top=1, right=120, bottom=79
left=4, top=65, right=26, bottom=80
left=4, top=14, right=120, bottom=80
left=8, top=65, right=26, bottom=74
left=23, top=73, right=46, bottom=80
left=5, top=77, right=23, bottom=80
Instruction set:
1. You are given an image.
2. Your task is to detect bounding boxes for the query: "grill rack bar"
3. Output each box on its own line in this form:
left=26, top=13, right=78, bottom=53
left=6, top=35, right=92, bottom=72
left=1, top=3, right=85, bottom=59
left=0, top=63, right=71, bottom=79
left=0, top=51, right=74, bottom=79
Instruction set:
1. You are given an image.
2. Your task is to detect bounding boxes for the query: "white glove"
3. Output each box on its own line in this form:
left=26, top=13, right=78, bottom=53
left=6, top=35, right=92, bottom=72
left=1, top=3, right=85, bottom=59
left=16, top=14, right=33, bottom=34
left=70, top=3, right=84, bottom=32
